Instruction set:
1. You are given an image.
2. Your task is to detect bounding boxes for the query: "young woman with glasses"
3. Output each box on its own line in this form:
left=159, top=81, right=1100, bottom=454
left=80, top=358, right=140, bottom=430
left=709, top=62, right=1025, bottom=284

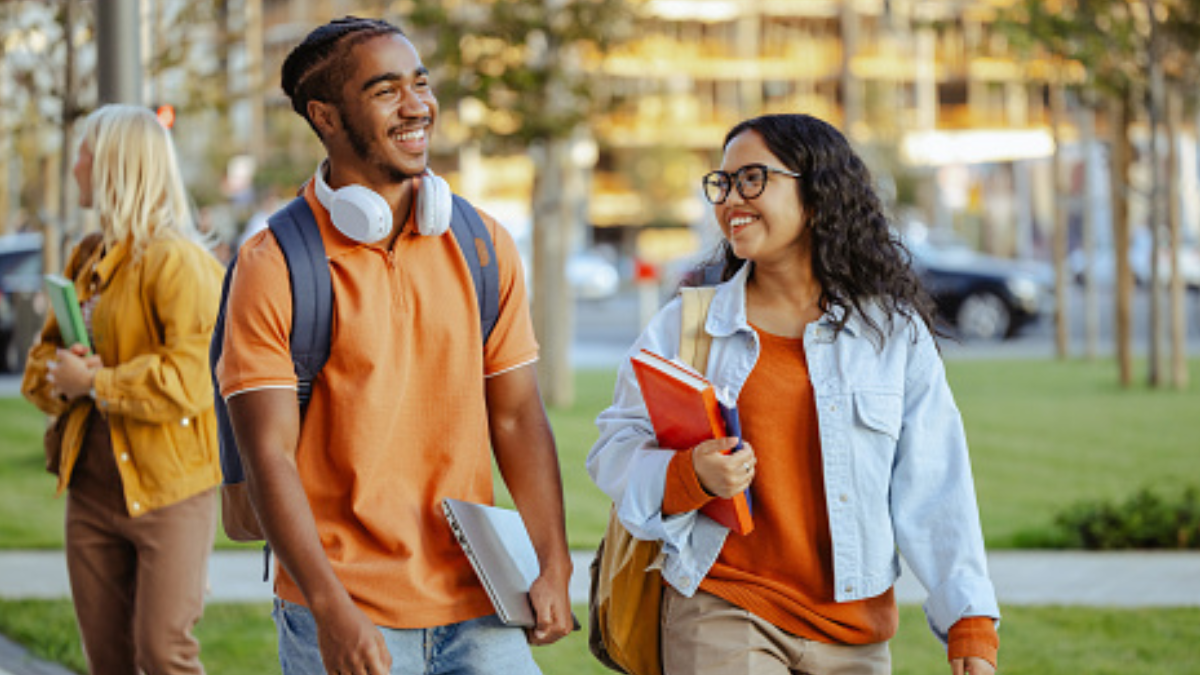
left=588, top=114, right=999, bottom=675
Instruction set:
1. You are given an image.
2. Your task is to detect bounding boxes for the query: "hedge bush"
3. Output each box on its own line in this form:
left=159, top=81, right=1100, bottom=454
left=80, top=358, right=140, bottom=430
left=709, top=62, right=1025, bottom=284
left=1053, top=486, right=1200, bottom=550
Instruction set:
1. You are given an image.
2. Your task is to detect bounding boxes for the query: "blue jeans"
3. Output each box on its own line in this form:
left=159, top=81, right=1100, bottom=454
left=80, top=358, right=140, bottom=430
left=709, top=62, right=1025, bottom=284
left=273, top=598, right=542, bottom=675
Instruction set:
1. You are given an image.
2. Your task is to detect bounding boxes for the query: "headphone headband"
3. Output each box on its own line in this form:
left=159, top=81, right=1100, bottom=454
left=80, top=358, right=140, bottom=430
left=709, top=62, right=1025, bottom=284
left=311, top=160, right=451, bottom=242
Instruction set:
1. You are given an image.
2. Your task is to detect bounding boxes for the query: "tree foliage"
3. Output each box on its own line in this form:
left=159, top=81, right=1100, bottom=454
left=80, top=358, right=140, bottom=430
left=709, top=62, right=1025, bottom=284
left=0, top=1, right=93, bottom=140
left=1001, top=0, right=1200, bottom=101
left=401, top=0, right=635, bottom=147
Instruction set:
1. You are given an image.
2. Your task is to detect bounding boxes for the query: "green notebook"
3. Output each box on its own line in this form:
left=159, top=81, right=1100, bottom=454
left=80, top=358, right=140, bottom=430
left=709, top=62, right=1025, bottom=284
left=43, top=274, right=91, bottom=352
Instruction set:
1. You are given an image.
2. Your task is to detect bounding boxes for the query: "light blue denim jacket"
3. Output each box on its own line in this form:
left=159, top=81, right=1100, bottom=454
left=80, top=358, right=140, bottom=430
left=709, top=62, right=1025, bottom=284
left=587, top=263, right=1000, bottom=644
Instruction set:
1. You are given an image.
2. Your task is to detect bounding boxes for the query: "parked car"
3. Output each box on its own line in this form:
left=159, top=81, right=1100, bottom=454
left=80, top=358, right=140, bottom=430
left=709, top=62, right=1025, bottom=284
left=904, top=233, right=1046, bottom=341
left=567, top=250, right=621, bottom=301
left=1068, top=229, right=1200, bottom=290
left=0, top=232, right=44, bottom=372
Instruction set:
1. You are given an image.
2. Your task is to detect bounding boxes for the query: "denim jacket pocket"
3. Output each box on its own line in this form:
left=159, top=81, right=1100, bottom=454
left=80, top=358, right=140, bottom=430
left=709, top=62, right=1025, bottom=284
left=852, top=391, right=902, bottom=441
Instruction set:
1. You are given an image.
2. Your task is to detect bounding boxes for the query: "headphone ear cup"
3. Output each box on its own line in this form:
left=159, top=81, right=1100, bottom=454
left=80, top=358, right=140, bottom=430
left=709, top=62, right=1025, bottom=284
left=416, top=172, right=452, bottom=237
left=330, top=185, right=392, bottom=243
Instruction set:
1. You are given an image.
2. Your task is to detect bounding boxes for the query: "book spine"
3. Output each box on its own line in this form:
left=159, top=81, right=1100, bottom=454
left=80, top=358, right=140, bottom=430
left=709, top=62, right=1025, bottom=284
left=701, top=493, right=755, bottom=536
left=701, top=387, right=725, bottom=439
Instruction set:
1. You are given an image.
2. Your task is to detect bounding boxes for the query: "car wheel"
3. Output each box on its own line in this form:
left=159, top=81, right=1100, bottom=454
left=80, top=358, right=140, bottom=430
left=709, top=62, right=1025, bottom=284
left=0, top=336, right=15, bottom=373
left=956, top=292, right=1012, bottom=341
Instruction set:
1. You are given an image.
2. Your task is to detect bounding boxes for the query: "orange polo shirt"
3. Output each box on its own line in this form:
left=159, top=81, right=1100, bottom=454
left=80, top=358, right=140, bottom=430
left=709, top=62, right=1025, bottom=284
left=216, top=180, right=539, bottom=628
left=664, top=326, right=997, bottom=665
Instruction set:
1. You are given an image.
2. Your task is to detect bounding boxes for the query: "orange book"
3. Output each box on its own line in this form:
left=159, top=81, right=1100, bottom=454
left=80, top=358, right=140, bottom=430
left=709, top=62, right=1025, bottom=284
left=630, top=349, right=754, bottom=535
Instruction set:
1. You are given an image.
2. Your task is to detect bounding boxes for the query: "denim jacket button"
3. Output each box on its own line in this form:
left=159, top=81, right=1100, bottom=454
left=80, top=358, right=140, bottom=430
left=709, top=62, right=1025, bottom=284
left=844, top=584, right=853, bottom=593
left=839, top=493, right=849, bottom=503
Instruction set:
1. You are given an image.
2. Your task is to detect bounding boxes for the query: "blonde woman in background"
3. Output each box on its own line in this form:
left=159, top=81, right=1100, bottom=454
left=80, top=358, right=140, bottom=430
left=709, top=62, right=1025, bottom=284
left=22, top=104, right=225, bottom=674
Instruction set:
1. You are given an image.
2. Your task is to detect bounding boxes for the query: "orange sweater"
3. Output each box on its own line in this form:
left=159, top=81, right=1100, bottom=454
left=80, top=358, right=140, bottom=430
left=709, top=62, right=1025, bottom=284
left=664, top=327, right=997, bottom=666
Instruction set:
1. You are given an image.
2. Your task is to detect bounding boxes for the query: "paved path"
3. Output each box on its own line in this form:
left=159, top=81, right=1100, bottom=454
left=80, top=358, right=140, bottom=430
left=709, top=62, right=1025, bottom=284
left=1, top=549, right=1198, bottom=674
left=2, top=548, right=1199, bottom=607
left=0, top=635, right=74, bottom=675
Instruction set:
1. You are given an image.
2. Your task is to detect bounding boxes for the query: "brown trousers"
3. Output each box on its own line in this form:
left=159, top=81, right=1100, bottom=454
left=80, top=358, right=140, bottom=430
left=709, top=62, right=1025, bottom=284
left=65, top=411, right=216, bottom=675
left=661, top=587, right=892, bottom=675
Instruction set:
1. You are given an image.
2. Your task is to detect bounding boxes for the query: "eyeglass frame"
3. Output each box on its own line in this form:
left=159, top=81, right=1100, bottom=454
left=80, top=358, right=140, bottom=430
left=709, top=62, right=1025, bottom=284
left=701, top=163, right=803, bottom=205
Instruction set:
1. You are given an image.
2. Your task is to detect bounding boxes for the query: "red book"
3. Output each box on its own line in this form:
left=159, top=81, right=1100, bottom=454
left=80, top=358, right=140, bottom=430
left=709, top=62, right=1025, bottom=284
left=630, top=349, right=754, bottom=535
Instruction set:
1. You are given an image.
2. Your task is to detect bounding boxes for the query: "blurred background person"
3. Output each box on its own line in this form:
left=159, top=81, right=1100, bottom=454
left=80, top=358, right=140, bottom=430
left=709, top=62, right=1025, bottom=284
left=21, top=104, right=225, bottom=675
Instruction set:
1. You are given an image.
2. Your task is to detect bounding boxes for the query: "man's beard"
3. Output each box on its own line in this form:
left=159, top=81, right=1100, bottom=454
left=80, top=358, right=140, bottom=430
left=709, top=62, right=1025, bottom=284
left=344, top=113, right=422, bottom=183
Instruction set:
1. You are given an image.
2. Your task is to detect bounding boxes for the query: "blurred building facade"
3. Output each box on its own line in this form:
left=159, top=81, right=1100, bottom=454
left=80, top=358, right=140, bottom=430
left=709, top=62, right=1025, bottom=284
left=577, top=0, right=1068, bottom=266
left=205, top=1, right=1200, bottom=271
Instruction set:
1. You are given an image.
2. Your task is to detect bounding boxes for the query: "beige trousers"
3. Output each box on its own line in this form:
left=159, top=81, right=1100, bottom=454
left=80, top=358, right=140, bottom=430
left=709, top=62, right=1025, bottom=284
left=661, top=586, right=892, bottom=675
left=65, top=412, right=216, bottom=675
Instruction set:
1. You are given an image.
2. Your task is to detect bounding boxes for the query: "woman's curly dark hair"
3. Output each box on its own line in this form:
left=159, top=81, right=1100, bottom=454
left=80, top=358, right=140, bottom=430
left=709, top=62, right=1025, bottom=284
left=696, top=114, right=940, bottom=347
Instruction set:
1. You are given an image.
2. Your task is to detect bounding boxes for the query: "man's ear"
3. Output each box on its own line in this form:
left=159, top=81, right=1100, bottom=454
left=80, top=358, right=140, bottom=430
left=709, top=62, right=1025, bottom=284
left=308, top=100, right=340, bottom=139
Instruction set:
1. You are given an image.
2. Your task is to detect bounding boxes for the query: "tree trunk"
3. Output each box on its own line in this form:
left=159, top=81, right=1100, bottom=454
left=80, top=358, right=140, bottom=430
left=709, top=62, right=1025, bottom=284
left=1145, top=1, right=1164, bottom=387
left=1080, top=96, right=1099, bottom=360
left=840, top=0, right=863, bottom=138
left=50, top=0, right=78, bottom=275
left=1050, top=81, right=1069, bottom=359
left=1109, top=94, right=1134, bottom=388
left=0, top=52, right=9, bottom=234
left=531, top=138, right=576, bottom=408
left=1165, top=85, right=1188, bottom=390
left=245, top=0, right=264, bottom=162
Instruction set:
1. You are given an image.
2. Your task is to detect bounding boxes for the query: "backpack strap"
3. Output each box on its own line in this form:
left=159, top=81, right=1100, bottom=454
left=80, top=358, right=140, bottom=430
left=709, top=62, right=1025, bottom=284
left=448, top=194, right=500, bottom=344
left=700, top=263, right=725, bottom=286
left=267, top=197, right=333, bottom=409
left=679, top=287, right=717, bottom=377
left=211, top=257, right=243, bottom=483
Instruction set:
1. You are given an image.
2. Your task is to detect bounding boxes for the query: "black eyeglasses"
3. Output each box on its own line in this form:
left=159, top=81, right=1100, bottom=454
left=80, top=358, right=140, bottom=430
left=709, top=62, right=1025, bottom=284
left=702, top=163, right=802, bottom=205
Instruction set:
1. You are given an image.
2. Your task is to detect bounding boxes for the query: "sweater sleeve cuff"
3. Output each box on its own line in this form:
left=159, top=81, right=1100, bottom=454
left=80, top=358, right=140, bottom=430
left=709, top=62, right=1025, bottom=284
left=662, top=448, right=714, bottom=516
left=948, top=616, right=999, bottom=669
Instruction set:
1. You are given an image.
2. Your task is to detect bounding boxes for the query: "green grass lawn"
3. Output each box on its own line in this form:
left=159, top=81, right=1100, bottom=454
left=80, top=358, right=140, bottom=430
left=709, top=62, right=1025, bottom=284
left=4, top=358, right=1196, bottom=550
left=3, top=358, right=1200, bottom=673
left=2, top=600, right=1198, bottom=674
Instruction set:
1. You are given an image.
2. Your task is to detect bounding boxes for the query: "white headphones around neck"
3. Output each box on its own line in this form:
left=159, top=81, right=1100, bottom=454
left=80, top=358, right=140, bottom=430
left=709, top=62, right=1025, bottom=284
left=312, top=160, right=452, bottom=243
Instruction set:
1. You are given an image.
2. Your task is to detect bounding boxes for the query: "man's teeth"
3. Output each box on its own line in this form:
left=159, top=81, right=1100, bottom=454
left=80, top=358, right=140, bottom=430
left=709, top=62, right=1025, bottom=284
left=730, top=216, right=755, bottom=227
left=395, top=128, right=425, bottom=142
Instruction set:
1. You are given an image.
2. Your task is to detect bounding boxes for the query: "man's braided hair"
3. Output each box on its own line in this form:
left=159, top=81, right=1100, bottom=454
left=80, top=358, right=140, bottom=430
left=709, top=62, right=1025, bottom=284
left=281, top=16, right=405, bottom=137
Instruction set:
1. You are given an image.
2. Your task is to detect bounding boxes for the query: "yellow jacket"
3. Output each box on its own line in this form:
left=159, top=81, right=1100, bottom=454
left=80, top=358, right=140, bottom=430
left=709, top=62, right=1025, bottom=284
left=23, top=233, right=225, bottom=515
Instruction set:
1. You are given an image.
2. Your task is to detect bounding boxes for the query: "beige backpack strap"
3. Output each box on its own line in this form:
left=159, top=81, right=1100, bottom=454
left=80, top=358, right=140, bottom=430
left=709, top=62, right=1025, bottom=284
left=679, top=287, right=717, bottom=377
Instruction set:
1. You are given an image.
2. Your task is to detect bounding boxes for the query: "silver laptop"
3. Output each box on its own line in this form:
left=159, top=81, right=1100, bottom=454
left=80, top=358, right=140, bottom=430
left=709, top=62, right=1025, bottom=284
left=442, top=498, right=539, bottom=627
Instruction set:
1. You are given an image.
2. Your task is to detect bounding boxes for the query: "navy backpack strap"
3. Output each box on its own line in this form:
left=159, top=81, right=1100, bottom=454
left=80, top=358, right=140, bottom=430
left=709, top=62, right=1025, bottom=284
left=211, top=254, right=242, bottom=483
left=701, top=263, right=725, bottom=286
left=268, top=197, right=333, bottom=408
left=448, top=194, right=500, bottom=344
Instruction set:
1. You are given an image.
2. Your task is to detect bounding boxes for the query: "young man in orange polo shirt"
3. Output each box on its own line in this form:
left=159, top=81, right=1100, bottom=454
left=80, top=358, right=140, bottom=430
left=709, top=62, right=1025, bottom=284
left=216, top=17, right=573, bottom=675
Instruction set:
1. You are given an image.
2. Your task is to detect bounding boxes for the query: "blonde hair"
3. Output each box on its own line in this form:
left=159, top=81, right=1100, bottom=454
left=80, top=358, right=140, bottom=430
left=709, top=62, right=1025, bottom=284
left=78, top=104, right=203, bottom=255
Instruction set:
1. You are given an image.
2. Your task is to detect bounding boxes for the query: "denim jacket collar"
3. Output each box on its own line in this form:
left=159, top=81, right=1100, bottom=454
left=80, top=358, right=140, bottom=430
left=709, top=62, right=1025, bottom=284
left=706, top=261, right=862, bottom=339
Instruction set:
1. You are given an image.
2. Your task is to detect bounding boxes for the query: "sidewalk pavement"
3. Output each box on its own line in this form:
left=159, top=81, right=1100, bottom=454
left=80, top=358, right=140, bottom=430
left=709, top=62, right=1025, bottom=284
left=4, top=549, right=1199, bottom=607
left=1, top=549, right=1199, bottom=674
